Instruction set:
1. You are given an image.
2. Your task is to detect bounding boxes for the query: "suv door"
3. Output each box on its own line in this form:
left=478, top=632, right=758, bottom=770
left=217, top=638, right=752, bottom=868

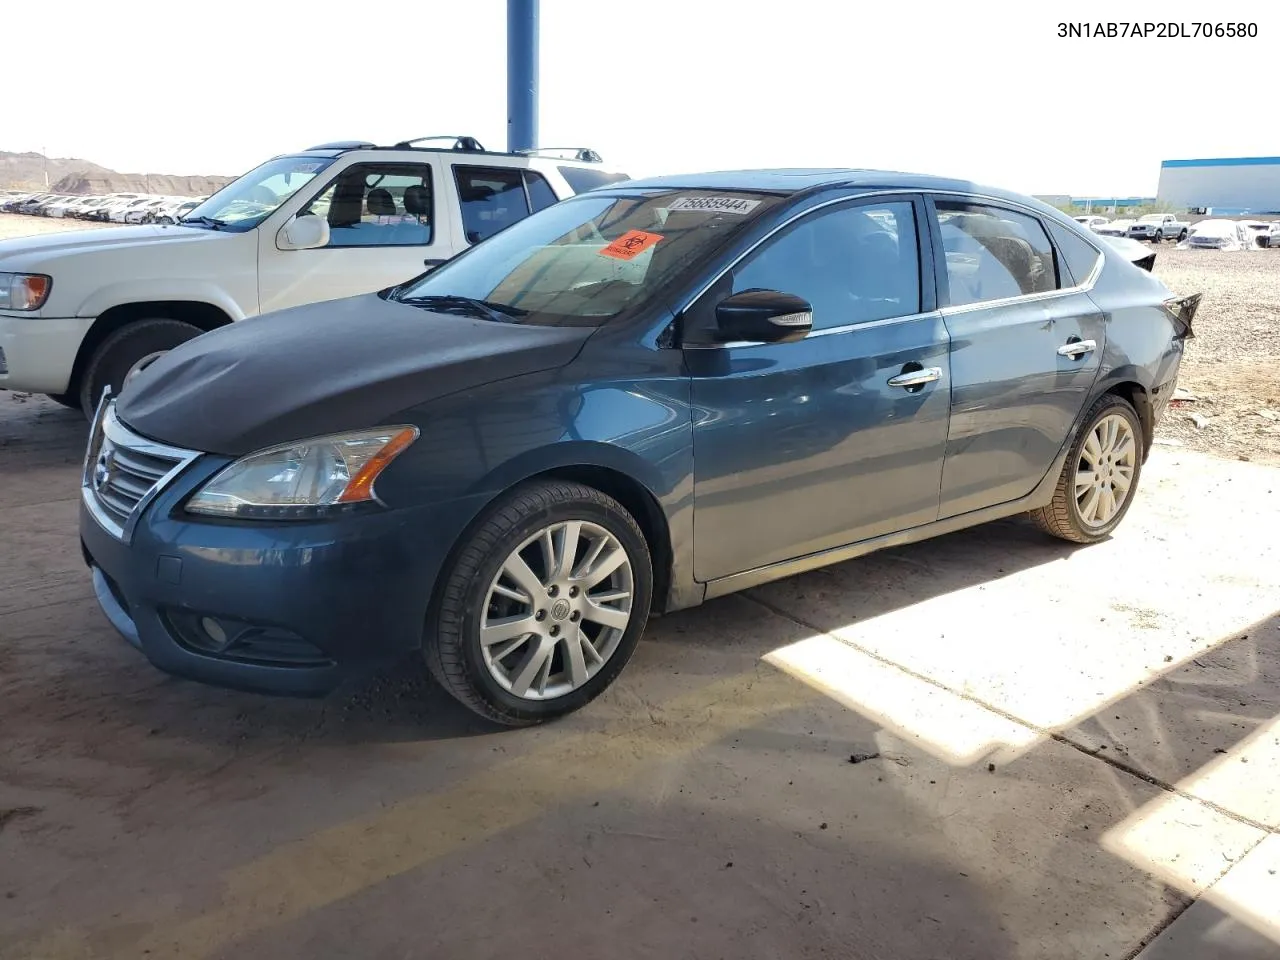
left=258, top=157, right=455, bottom=314
left=685, top=194, right=952, bottom=582
left=928, top=196, right=1105, bottom=518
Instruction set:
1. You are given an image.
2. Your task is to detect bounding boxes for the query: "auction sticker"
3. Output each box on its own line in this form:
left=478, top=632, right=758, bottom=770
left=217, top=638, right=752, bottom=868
left=667, top=196, right=761, bottom=215
left=599, top=229, right=664, bottom=261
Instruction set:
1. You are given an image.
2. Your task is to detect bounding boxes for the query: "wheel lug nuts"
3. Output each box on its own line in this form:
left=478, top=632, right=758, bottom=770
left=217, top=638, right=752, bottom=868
left=547, top=585, right=558, bottom=597
left=570, top=611, right=581, bottom=622
left=550, top=625, right=560, bottom=637
left=535, top=610, right=546, bottom=621
left=569, top=586, right=578, bottom=597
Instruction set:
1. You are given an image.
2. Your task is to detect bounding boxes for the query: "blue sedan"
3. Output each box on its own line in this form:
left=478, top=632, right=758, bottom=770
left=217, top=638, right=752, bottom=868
left=80, top=169, right=1201, bottom=725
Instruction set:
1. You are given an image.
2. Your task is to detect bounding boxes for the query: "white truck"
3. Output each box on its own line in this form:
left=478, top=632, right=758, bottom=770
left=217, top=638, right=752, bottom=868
left=1126, top=213, right=1190, bottom=244
left=0, top=136, right=627, bottom=415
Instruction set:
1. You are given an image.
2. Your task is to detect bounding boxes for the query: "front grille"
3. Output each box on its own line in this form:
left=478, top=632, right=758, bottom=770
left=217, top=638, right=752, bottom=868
left=82, top=398, right=198, bottom=541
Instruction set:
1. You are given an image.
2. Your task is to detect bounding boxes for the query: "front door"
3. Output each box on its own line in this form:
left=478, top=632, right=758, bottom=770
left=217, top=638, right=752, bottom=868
left=685, top=195, right=952, bottom=582
left=928, top=197, right=1106, bottom=518
left=258, top=159, right=455, bottom=314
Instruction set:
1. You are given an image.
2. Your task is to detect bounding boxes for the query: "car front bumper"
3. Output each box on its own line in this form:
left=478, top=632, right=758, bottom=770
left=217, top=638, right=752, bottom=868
left=0, top=314, right=94, bottom=394
left=79, top=453, right=489, bottom=697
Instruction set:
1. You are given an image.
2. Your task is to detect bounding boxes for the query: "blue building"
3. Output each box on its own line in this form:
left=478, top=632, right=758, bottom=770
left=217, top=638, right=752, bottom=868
left=1157, top=157, right=1280, bottom=215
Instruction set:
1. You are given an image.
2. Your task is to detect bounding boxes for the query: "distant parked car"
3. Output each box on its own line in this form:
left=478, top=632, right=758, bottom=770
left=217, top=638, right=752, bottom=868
left=1128, top=214, right=1189, bottom=243
left=124, top=198, right=170, bottom=224
left=17, top=193, right=60, bottom=215
left=1176, top=219, right=1253, bottom=251
left=1238, top=220, right=1277, bottom=249
left=109, top=197, right=162, bottom=223
left=1, top=193, right=39, bottom=212
left=1073, top=215, right=1110, bottom=230
left=44, top=196, right=93, bottom=218
left=152, top=198, right=203, bottom=224
left=1095, top=218, right=1135, bottom=238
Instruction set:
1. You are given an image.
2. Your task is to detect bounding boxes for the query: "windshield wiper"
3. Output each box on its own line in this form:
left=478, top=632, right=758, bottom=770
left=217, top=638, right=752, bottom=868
left=179, top=215, right=227, bottom=230
left=395, top=294, right=527, bottom=322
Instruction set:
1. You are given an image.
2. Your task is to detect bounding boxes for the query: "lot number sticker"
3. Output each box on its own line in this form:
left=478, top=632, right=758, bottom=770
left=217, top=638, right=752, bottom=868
left=599, top=229, right=665, bottom=261
left=667, top=196, right=761, bottom=215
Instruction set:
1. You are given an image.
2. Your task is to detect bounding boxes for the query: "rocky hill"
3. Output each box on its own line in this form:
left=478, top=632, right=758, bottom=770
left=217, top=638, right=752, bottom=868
left=1, top=150, right=233, bottom=197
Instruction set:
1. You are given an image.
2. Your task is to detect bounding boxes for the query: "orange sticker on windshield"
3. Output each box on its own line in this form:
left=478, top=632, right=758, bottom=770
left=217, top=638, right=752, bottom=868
left=599, top=229, right=664, bottom=261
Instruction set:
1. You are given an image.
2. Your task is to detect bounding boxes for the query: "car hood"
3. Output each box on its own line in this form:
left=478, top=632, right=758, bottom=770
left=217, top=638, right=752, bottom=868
left=0, top=224, right=223, bottom=267
left=115, top=293, right=595, bottom=456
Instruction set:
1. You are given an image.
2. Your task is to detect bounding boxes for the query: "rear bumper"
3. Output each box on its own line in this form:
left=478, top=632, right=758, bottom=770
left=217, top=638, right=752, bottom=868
left=0, top=314, right=93, bottom=394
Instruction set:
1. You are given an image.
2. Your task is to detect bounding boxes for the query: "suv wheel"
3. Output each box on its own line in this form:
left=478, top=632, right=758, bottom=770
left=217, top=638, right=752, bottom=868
left=425, top=479, right=653, bottom=726
left=78, top=318, right=203, bottom=417
left=1177, top=229, right=1188, bottom=242
left=1030, top=393, right=1144, bottom=544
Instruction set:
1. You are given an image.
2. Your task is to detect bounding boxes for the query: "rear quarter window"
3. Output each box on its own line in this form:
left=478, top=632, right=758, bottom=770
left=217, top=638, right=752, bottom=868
left=1045, top=221, right=1103, bottom=287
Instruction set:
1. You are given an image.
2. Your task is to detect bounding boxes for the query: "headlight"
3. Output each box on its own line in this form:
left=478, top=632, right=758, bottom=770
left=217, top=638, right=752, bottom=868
left=0, top=273, right=53, bottom=311
left=185, top=426, right=419, bottom=519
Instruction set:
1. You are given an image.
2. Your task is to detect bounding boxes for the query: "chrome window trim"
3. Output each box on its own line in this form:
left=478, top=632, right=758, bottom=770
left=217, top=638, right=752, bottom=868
left=678, top=187, right=1105, bottom=348
left=81, top=397, right=201, bottom=544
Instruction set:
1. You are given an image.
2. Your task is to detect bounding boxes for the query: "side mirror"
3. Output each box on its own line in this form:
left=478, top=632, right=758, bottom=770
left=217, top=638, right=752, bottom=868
left=714, top=289, right=813, bottom=344
left=276, top=214, right=330, bottom=251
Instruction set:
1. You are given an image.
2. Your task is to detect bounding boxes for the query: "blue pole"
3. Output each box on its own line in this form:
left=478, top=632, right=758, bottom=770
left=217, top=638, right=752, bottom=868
left=507, top=0, right=539, bottom=153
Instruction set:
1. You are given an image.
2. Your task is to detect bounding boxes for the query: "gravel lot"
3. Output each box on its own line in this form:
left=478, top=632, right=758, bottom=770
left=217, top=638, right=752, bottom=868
left=1152, top=246, right=1280, bottom=464
left=2, top=214, right=1277, bottom=464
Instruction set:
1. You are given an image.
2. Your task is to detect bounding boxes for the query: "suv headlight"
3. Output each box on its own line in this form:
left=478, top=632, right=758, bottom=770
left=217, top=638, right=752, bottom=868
left=186, top=426, right=419, bottom=519
left=0, top=273, right=53, bottom=311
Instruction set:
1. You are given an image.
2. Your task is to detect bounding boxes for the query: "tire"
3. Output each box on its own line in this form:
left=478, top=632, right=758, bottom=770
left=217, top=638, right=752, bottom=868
left=43, top=392, right=82, bottom=410
left=1178, top=230, right=1188, bottom=242
left=78, top=318, right=202, bottom=417
left=425, top=479, right=654, bottom=726
left=1030, top=393, right=1144, bottom=544
left=1151, top=231, right=1162, bottom=244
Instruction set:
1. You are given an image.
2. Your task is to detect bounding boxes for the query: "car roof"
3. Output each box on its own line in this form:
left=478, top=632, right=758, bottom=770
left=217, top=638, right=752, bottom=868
left=611, top=168, right=1056, bottom=208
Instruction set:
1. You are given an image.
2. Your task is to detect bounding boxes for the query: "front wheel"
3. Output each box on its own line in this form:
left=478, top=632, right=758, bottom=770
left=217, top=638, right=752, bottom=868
left=1177, top=230, right=1188, bottom=242
left=78, top=318, right=203, bottom=417
left=1030, top=394, right=1144, bottom=544
left=424, top=479, right=654, bottom=726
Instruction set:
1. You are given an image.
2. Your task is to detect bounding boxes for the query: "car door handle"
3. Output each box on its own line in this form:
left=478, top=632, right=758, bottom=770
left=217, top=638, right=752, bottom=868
left=1057, top=339, right=1097, bottom=358
left=423, top=258, right=447, bottom=268
left=886, top=367, right=942, bottom=388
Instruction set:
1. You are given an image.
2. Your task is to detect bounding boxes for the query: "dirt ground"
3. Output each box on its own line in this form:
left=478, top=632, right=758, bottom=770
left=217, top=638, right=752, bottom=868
left=2, top=214, right=1279, bottom=959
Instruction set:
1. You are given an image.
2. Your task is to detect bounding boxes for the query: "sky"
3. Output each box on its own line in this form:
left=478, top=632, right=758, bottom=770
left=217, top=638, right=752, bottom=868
left=10, top=0, right=1276, bottom=198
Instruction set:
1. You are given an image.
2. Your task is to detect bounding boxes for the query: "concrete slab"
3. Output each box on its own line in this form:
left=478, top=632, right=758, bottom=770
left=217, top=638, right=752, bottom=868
left=2, top=395, right=1279, bottom=960
left=1135, top=834, right=1280, bottom=959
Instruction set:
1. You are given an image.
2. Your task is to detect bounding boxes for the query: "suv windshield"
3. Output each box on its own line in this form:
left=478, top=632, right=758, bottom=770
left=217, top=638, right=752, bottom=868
left=393, top=189, right=782, bottom=326
left=182, top=155, right=335, bottom=231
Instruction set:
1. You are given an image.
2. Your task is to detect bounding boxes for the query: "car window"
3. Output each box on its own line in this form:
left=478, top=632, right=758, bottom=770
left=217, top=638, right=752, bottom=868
left=300, top=162, right=433, bottom=248
left=525, top=171, right=558, bottom=213
left=933, top=200, right=1060, bottom=307
left=1045, top=221, right=1102, bottom=286
left=395, top=188, right=784, bottom=327
left=455, top=166, right=534, bottom=244
left=728, top=200, right=922, bottom=331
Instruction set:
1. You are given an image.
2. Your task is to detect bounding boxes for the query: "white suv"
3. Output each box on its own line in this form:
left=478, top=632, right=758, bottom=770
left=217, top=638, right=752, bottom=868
left=0, top=136, right=627, bottom=414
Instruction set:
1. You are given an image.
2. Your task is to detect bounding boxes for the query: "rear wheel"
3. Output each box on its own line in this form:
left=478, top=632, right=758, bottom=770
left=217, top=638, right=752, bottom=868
left=424, top=479, right=653, bottom=726
left=78, top=318, right=202, bottom=417
left=1030, top=394, right=1143, bottom=544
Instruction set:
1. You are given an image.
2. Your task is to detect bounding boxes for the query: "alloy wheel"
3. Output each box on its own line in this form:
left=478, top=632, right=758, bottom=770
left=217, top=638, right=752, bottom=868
left=1074, top=413, right=1137, bottom=528
left=480, top=520, right=635, bottom=700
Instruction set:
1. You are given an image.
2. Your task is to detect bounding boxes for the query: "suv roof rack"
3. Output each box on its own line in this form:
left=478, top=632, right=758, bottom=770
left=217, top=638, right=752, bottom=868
left=392, top=135, right=487, bottom=152
left=306, top=140, right=377, bottom=150
left=514, top=147, right=602, bottom=163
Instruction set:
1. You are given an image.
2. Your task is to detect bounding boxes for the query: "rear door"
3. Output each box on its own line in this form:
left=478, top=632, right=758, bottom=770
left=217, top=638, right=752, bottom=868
left=258, top=157, right=454, bottom=314
left=686, top=194, right=952, bottom=581
left=928, top=196, right=1105, bottom=518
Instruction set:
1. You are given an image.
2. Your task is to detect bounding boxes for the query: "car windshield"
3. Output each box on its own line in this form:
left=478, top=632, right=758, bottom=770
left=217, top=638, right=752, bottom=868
left=392, top=189, right=782, bottom=327
left=182, top=155, right=335, bottom=231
